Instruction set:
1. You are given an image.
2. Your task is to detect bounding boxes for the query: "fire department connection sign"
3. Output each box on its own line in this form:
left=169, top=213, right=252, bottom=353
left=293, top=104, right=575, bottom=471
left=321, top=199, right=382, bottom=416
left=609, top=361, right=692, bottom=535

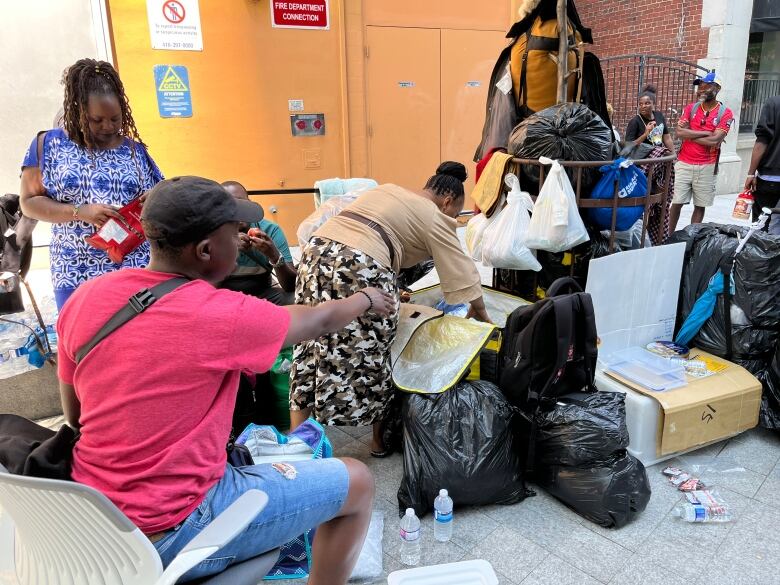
left=147, top=0, right=203, bottom=51
left=271, top=1, right=329, bottom=30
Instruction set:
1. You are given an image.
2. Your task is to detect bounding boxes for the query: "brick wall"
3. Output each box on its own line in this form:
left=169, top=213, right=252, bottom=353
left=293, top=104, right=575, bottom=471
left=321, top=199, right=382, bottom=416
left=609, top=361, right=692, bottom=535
left=575, top=0, right=709, bottom=64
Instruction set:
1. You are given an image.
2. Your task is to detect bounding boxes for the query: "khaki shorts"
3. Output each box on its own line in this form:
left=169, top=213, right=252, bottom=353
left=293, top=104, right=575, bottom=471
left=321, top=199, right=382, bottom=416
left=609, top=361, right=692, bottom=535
left=673, top=161, right=716, bottom=207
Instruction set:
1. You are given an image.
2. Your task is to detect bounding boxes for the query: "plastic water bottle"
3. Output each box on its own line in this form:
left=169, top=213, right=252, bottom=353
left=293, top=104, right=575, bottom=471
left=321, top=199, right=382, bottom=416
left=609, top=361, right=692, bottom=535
left=673, top=502, right=731, bottom=523
left=399, top=508, right=421, bottom=566
left=0, top=351, right=34, bottom=380
left=433, top=489, right=453, bottom=542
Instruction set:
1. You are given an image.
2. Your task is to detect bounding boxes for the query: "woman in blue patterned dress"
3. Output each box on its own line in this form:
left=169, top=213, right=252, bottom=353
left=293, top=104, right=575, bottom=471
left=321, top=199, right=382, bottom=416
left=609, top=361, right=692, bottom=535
left=20, top=59, right=163, bottom=309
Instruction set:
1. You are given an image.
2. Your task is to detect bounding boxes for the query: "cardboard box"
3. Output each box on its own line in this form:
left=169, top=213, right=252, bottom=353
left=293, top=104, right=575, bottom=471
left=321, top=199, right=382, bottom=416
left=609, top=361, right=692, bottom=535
left=606, top=349, right=761, bottom=456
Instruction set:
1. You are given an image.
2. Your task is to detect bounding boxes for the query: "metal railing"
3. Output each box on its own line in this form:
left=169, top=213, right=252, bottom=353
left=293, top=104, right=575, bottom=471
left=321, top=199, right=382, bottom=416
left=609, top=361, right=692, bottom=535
left=601, top=55, right=709, bottom=137
left=740, top=71, right=780, bottom=133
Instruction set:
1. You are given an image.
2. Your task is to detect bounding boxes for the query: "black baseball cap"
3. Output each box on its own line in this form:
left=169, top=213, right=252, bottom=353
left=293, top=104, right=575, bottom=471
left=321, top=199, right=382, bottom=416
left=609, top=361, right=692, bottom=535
left=141, top=176, right=263, bottom=246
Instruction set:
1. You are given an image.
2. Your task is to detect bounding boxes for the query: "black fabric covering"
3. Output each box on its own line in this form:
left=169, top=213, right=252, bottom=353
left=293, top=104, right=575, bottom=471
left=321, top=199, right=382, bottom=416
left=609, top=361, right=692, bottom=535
left=579, top=52, right=613, bottom=133
left=507, top=103, right=613, bottom=195
left=506, top=0, right=593, bottom=44
left=0, top=414, right=77, bottom=480
left=398, top=381, right=528, bottom=517
left=535, top=391, right=629, bottom=468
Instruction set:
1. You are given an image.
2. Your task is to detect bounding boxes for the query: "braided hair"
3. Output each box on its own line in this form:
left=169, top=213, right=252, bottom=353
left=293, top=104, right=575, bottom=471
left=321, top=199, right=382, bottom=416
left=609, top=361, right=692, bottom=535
left=424, top=161, right=467, bottom=200
left=61, top=58, right=145, bottom=150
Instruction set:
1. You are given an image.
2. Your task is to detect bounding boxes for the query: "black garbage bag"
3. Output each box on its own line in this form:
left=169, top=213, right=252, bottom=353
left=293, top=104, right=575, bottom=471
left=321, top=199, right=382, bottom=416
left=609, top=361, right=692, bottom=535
left=668, top=223, right=780, bottom=361
left=535, top=451, right=651, bottom=528
left=765, top=345, right=780, bottom=430
left=398, top=380, right=528, bottom=517
left=397, top=259, right=435, bottom=292
left=535, top=392, right=629, bottom=468
left=507, top=103, right=613, bottom=195
left=736, top=357, right=780, bottom=430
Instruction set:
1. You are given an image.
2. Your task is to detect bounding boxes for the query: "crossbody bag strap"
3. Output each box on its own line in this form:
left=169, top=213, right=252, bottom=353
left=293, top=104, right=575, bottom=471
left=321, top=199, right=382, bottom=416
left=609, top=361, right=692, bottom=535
left=75, top=277, right=190, bottom=364
left=339, top=210, right=396, bottom=267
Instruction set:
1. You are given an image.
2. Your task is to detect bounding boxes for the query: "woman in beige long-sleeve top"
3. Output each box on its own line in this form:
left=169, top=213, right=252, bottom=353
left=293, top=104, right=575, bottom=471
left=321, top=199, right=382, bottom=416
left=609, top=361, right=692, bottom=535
left=290, top=161, right=491, bottom=456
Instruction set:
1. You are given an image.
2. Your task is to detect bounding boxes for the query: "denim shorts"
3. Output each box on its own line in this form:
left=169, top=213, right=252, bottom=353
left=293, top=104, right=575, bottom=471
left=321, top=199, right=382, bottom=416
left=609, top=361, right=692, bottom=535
left=154, top=458, right=349, bottom=581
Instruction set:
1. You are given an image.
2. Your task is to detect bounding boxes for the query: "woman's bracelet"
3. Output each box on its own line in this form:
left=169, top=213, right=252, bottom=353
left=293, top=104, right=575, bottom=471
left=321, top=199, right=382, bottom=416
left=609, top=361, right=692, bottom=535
left=356, top=290, right=373, bottom=312
left=72, top=204, right=80, bottom=220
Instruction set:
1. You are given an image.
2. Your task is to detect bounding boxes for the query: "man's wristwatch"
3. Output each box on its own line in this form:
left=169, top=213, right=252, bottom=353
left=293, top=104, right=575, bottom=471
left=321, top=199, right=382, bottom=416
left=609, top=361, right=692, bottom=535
left=272, top=255, right=286, bottom=269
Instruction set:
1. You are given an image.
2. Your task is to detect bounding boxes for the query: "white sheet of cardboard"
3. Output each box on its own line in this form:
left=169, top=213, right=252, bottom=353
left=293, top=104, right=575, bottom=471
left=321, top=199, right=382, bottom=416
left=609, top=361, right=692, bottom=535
left=586, top=243, right=686, bottom=358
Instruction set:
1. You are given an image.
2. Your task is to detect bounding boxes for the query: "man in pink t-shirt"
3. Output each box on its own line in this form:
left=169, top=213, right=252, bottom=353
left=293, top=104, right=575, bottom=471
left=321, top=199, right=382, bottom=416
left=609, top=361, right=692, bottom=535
left=57, top=176, right=394, bottom=584
left=669, top=71, right=734, bottom=232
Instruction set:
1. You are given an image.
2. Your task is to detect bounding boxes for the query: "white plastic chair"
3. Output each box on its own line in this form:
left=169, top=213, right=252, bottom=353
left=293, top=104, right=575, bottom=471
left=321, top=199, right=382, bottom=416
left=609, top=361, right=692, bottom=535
left=0, top=465, right=279, bottom=585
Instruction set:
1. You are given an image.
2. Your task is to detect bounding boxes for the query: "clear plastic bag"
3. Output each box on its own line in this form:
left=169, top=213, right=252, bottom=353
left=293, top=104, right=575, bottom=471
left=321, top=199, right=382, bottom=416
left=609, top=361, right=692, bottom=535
left=297, top=193, right=360, bottom=247
left=525, top=157, right=590, bottom=253
left=349, top=510, right=384, bottom=582
left=481, top=174, right=542, bottom=271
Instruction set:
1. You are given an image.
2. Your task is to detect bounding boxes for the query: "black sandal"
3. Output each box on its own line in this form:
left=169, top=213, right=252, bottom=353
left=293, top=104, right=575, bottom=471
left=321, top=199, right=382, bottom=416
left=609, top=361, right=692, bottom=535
left=370, top=447, right=392, bottom=458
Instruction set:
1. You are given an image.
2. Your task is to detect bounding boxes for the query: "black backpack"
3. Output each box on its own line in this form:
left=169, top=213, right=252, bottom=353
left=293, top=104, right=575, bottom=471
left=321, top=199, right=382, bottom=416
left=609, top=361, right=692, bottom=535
left=499, top=277, right=598, bottom=414
left=1, top=194, right=37, bottom=314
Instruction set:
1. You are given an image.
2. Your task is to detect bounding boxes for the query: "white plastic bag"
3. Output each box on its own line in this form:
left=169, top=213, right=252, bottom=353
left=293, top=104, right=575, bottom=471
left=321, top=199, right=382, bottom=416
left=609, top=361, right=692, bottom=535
left=525, top=157, right=590, bottom=252
left=465, top=213, right=489, bottom=262
left=297, top=194, right=360, bottom=247
left=481, top=174, right=542, bottom=271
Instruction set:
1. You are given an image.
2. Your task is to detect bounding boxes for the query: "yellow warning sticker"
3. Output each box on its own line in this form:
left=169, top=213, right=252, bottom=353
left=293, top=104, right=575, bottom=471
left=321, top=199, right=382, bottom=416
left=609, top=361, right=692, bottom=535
left=158, top=67, right=188, bottom=92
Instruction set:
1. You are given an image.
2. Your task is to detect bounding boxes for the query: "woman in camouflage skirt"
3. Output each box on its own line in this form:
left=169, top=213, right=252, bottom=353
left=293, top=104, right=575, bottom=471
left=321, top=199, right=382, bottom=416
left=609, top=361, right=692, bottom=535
left=290, top=162, right=490, bottom=457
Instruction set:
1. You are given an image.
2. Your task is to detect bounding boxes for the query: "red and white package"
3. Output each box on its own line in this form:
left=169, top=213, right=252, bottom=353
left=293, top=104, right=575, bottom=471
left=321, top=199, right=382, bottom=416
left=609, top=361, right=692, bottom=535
left=85, top=198, right=145, bottom=264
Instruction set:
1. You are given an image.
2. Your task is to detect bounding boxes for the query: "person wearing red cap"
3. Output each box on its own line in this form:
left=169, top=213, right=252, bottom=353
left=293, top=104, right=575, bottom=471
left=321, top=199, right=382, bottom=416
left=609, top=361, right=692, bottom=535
left=669, top=71, right=734, bottom=233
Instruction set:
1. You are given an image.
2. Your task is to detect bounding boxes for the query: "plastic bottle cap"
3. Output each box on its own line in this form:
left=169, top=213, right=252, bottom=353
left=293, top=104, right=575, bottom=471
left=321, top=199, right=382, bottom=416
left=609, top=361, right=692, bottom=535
left=405, top=508, right=415, bottom=517
left=439, top=489, right=448, bottom=497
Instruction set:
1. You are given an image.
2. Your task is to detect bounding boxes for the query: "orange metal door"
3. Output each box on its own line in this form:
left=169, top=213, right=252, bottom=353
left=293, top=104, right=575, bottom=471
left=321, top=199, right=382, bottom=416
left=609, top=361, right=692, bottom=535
left=441, top=29, right=510, bottom=196
left=365, top=26, right=441, bottom=189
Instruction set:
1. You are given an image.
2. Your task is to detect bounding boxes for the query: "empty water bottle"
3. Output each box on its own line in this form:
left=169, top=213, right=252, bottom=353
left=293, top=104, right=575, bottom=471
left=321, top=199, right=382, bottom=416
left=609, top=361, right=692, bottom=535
left=399, top=508, right=421, bottom=566
left=673, top=490, right=731, bottom=523
left=673, top=502, right=731, bottom=523
left=433, top=488, right=453, bottom=542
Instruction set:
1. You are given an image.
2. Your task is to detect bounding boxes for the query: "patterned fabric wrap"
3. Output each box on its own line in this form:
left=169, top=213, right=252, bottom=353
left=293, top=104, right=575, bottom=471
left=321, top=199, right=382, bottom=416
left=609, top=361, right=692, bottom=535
left=236, top=419, right=333, bottom=579
left=21, top=128, right=163, bottom=292
left=290, top=237, right=400, bottom=426
left=643, top=145, right=676, bottom=245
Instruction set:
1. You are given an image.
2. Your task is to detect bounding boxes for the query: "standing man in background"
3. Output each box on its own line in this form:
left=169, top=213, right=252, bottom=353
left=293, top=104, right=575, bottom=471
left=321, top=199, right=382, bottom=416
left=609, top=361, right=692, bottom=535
left=745, top=95, right=780, bottom=235
left=668, top=72, right=734, bottom=233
